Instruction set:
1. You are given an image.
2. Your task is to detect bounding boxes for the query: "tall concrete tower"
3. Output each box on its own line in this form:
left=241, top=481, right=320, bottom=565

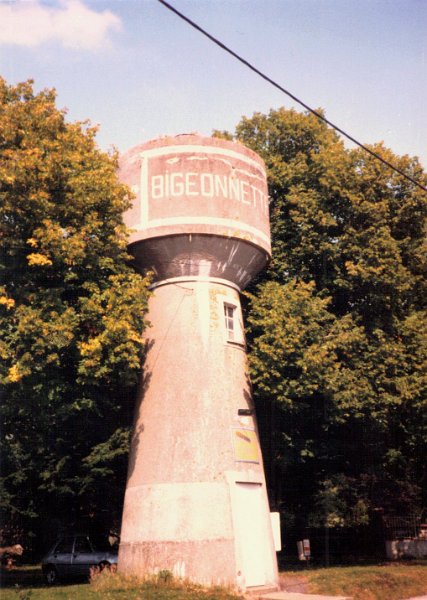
left=118, top=135, right=278, bottom=591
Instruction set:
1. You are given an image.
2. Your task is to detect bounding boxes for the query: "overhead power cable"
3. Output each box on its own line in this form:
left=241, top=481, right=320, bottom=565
left=158, top=0, right=426, bottom=193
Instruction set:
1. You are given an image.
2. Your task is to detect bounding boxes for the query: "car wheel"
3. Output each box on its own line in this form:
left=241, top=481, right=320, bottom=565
left=45, top=566, right=59, bottom=585
left=98, top=561, right=112, bottom=571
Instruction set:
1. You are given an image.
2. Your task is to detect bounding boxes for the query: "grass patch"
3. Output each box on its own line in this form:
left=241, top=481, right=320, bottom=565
left=0, top=568, right=244, bottom=600
left=89, top=569, right=243, bottom=600
left=300, top=562, right=427, bottom=600
left=0, top=583, right=99, bottom=600
left=2, top=562, right=426, bottom=600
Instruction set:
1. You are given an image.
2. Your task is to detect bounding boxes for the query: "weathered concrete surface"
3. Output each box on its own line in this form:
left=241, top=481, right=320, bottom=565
left=120, top=134, right=271, bottom=256
left=118, top=135, right=278, bottom=589
left=119, top=280, right=278, bottom=588
left=120, top=134, right=271, bottom=289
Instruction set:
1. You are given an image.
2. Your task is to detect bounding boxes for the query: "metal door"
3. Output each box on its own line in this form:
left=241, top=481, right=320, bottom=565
left=52, top=537, right=73, bottom=578
left=71, top=536, right=95, bottom=577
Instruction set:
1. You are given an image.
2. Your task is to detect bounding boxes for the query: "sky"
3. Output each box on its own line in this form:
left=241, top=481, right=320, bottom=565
left=1, top=0, right=426, bottom=167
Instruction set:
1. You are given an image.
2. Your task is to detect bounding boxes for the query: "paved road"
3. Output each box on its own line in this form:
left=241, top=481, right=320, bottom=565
left=260, top=592, right=427, bottom=600
left=260, top=592, right=350, bottom=600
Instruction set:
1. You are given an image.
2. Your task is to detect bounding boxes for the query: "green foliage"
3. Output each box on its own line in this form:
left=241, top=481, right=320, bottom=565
left=226, top=107, right=426, bottom=534
left=0, top=78, right=150, bottom=549
left=246, top=280, right=367, bottom=415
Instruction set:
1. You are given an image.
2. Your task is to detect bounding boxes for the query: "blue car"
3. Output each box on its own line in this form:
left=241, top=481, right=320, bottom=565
left=41, top=534, right=118, bottom=584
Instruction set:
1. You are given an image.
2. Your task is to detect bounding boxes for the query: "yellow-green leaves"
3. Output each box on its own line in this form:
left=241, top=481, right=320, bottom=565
left=26, top=253, right=53, bottom=266
left=0, top=78, right=151, bottom=541
left=245, top=280, right=368, bottom=416
left=77, top=273, right=151, bottom=385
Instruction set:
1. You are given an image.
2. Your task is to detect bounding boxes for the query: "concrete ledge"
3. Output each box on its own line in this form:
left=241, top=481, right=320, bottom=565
left=245, top=585, right=278, bottom=596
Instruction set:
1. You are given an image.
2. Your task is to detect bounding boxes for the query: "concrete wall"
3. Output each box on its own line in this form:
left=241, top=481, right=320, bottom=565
left=385, top=539, right=427, bottom=560
left=119, top=279, right=278, bottom=588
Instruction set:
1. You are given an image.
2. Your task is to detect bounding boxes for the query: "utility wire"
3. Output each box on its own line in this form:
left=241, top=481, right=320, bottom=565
left=158, top=0, right=427, bottom=193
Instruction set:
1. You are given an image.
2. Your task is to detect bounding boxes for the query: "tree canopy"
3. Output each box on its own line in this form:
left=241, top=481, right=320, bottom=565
left=1, top=79, right=426, bottom=560
left=217, top=107, right=426, bottom=550
left=0, top=78, right=150, bottom=551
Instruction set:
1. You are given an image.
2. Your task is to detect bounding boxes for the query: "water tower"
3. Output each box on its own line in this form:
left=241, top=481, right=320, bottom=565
left=118, top=135, right=278, bottom=591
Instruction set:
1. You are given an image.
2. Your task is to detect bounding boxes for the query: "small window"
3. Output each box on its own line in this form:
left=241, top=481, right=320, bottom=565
left=55, top=538, right=74, bottom=554
left=224, top=303, right=236, bottom=342
left=74, top=536, right=92, bottom=554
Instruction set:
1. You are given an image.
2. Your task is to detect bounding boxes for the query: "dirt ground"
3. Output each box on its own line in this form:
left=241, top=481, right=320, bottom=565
left=279, top=572, right=310, bottom=594
left=1, top=565, right=45, bottom=588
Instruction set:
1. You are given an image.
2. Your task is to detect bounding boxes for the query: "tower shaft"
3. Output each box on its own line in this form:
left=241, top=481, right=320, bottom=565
left=119, top=279, right=277, bottom=587
left=118, top=135, right=278, bottom=590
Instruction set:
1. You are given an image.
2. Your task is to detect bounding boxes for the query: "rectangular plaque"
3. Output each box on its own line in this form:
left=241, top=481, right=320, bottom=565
left=232, top=428, right=260, bottom=463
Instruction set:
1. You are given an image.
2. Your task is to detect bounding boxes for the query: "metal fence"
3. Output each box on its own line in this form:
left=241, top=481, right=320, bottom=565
left=382, top=514, right=423, bottom=540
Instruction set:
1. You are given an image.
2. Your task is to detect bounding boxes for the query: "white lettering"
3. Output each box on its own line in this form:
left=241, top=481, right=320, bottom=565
left=261, top=193, right=268, bottom=214
left=200, top=173, right=214, bottom=197
left=151, top=175, right=164, bottom=199
left=228, top=177, right=240, bottom=201
left=214, top=174, right=228, bottom=198
left=250, top=184, right=258, bottom=209
left=170, top=173, right=184, bottom=196
left=185, top=172, right=198, bottom=196
left=240, top=180, right=250, bottom=205
left=148, top=171, right=268, bottom=214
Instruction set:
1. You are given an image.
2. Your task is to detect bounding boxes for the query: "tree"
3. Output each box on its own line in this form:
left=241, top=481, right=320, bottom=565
left=217, top=108, right=427, bottom=557
left=0, top=78, right=150, bottom=553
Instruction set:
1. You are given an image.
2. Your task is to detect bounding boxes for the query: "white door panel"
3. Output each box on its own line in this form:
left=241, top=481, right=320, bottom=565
left=234, top=482, right=267, bottom=587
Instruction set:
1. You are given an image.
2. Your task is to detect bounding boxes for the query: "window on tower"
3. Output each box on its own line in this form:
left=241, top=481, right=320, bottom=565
left=224, top=303, right=236, bottom=342
left=223, top=302, right=245, bottom=346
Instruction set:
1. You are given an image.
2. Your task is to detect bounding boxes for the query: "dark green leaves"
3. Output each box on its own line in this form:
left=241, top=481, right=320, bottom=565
left=0, top=78, right=150, bottom=548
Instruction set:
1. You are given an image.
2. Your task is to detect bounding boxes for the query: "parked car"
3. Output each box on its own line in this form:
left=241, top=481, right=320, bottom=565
left=41, top=534, right=118, bottom=584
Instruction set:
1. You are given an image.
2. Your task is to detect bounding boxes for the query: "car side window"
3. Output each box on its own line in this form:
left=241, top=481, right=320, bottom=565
left=74, top=537, right=92, bottom=554
left=55, top=538, right=73, bottom=553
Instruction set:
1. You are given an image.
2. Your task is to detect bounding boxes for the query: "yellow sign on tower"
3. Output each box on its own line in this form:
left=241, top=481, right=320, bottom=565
left=233, top=428, right=260, bottom=463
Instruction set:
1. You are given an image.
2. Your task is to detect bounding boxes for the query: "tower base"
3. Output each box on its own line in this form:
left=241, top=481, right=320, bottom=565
left=118, top=280, right=278, bottom=590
